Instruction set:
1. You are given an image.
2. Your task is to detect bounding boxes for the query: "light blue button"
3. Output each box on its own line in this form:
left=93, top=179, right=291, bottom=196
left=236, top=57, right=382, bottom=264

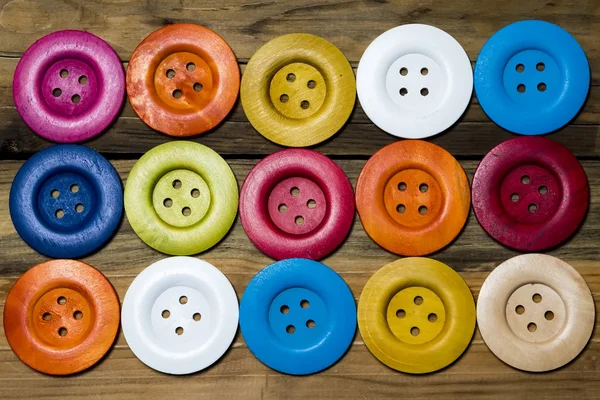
left=475, top=20, right=589, bottom=134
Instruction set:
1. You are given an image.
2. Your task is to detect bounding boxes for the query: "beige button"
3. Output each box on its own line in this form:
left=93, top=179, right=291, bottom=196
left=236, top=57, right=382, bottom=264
left=477, top=254, right=595, bottom=372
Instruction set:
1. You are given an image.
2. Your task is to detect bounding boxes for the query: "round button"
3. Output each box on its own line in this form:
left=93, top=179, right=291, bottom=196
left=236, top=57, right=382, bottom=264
left=358, top=258, right=475, bottom=374
left=9, top=145, right=123, bottom=258
left=472, top=136, right=588, bottom=251
left=241, top=34, right=355, bottom=147
left=477, top=254, right=594, bottom=372
left=127, top=24, right=239, bottom=137
left=13, top=30, right=125, bottom=143
left=474, top=21, right=590, bottom=134
left=124, top=141, right=238, bottom=255
left=356, top=140, right=470, bottom=255
left=121, top=257, right=238, bottom=374
left=3, top=260, right=120, bottom=375
left=239, top=259, right=356, bottom=375
left=356, top=24, right=472, bottom=139
left=239, top=149, right=354, bottom=260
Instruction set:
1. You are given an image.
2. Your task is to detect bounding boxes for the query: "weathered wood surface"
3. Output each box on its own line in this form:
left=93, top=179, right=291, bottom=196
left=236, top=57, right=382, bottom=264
left=1, top=0, right=600, bottom=399
left=1, top=160, right=600, bottom=399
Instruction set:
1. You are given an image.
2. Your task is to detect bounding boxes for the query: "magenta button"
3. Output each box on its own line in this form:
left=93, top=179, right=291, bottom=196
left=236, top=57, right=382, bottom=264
left=13, top=30, right=125, bottom=143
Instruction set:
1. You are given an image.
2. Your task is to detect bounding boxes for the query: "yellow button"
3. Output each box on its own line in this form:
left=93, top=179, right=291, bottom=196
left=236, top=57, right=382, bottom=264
left=358, top=258, right=475, bottom=374
left=387, top=287, right=445, bottom=345
left=241, top=33, right=355, bottom=147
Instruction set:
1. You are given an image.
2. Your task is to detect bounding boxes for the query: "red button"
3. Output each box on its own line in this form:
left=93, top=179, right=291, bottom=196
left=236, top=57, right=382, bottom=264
left=240, top=149, right=354, bottom=260
left=472, top=136, right=588, bottom=251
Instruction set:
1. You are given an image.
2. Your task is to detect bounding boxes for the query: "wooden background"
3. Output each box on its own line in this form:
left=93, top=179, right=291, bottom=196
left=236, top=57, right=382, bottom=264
left=1, top=0, right=599, bottom=398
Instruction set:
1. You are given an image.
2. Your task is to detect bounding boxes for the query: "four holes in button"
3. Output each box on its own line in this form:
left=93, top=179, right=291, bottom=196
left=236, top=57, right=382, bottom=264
left=168, top=62, right=204, bottom=99
left=282, top=299, right=314, bottom=335
left=395, top=296, right=436, bottom=338
left=52, top=69, right=85, bottom=102
left=514, top=293, right=555, bottom=334
left=278, top=187, right=317, bottom=224
left=516, top=62, right=547, bottom=93
left=279, top=73, right=314, bottom=110
left=161, top=294, right=202, bottom=336
left=50, top=295, right=84, bottom=337
left=396, top=182, right=429, bottom=216
left=164, top=179, right=200, bottom=217
left=398, top=67, right=430, bottom=97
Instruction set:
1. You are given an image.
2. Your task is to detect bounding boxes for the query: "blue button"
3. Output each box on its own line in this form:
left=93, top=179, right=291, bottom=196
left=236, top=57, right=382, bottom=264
left=10, top=145, right=123, bottom=258
left=474, top=20, right=589, bottom=135
left=240, top=259, right=356, bottom=375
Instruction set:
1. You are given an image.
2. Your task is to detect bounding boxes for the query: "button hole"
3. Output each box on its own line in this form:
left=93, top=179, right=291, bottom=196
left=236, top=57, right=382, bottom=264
left=78, top=76, right=88, bottom=85
left=186, top=62, right=196, bottom=72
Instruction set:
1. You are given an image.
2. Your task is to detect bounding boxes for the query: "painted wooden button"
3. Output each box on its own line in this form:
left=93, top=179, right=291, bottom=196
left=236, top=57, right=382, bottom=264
left=13, top=30, right=125, bottom=143
left=472, top=137, right=588, bottom=251
left=122, top=257, right=238, bottom=374
left=239, top=149, right=354, bottom=260
left=357, top=24, right=472, bottom=139
left=358, top=258, right=475, bottom=374
left=240, top=259, right=356, bottom=375
left=9, top=145, right=123, bottom=258
left=477, top=254, right=594, bottom=372
left=475, top=21, right=589, bottom=135
left=124, top=141, right=238, bottom=255
left=356, top=140, right=470, bottom=255
left=3, top=260, right=119, bottom=375
left=127, top=24, right=239, bottom=137
left=241, top=34, right=355, bottom=147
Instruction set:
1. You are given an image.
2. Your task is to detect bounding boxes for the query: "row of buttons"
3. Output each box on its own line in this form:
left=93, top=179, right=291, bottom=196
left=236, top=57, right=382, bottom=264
left=14, top=21, right=589, bottom=144
left=9, top=136, right=588, bottom=259
left=4, top=255, right=593, bottom=375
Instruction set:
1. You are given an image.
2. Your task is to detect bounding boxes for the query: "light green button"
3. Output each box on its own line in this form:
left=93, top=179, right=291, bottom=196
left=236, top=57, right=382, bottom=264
left=152, top=169, right=210, bottom=228
left=124, top=141, right=238, bottom=255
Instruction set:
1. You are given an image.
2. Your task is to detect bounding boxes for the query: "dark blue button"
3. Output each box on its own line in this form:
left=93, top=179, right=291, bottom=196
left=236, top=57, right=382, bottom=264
left=10, top=145, right=123, bottom=258
left=474, top=20, right=589, bottom=135
left=240, top=259, right=356, bottom=375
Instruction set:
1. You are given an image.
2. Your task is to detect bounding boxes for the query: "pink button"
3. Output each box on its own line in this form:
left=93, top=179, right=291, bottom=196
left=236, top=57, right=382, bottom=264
left=240, top=149, right=355, bottom=260
left=267, top=177, right=327, bottom=235
left=13, top=30, right=125, bottom=143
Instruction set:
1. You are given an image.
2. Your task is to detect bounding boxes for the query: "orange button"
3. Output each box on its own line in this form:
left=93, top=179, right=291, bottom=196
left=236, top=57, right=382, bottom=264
left=356, top=140, right=470, bottom=255
left=127, top=24, right=239, bottom=136
left=3, top=260, right=120, bottom=375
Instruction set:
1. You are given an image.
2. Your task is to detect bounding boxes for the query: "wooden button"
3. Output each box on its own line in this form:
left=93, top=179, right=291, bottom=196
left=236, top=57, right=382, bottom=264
left=121, top=257, right=238, bottom=374
left=357, top=24, right=472, bottom=139
left=474, top=21, right=589, bottom=135
left=241, top=34, right=355, bottom=147
left=239, top=149, right=354, bottom=260
left=3, top=260, right=120, bottom=375
left=127, top=24, right=239, bottom=136
left=124, top=142, right=238, bottom=255
left=240, top=259, right=356, bottom=375
left=472, top=137, right=588, bottom=251
left=477, top=254, right=595, bottom=372
left=358, top=258, right=475, bottom=374
left=13, top=30, right=124, bottom=143
left=356, top=140, right=470, bottom=255
left=9, top=145, right=123, bottom=258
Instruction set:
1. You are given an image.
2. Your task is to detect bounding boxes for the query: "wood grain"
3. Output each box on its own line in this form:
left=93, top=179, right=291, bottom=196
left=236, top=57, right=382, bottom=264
left=2, top=0, right=600, bottom=398
left=0, top=159, right=600, bottom=398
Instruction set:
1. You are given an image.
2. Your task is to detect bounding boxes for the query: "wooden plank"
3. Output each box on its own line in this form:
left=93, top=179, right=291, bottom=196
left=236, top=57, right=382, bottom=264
left=0, top=0, right=599, bottom=75
left=2, top=159, right=600, bottom=276
left=1, top=57, right=600, bottom=158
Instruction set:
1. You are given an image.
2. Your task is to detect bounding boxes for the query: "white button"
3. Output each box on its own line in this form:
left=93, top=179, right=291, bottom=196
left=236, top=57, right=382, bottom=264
left=122, top=257, right=239, bottom=374
left=357, top=24, right=473, bottom=139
